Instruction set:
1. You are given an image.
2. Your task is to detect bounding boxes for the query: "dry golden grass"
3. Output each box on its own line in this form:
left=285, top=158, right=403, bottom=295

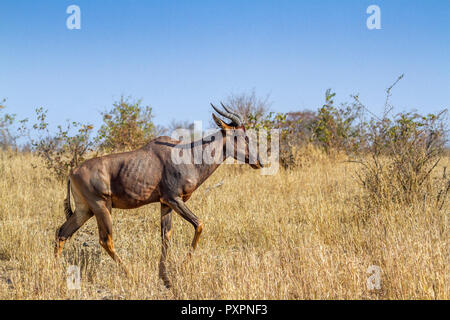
left=0, top=149, right=448, bottom=299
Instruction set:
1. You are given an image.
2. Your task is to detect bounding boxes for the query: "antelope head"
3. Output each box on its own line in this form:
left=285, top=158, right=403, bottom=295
left=211, top=103, right=264, bottom=169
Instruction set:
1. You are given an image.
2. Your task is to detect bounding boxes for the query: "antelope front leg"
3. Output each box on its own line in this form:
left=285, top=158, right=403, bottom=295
left=162, top=197, right=203, bottom=250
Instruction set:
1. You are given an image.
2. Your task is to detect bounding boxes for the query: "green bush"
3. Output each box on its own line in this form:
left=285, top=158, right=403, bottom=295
left=95, top=96, right=156, bottom=152
left=30, top=107, right=95, bottom=180
left=311, top=89, right=364, bottom=154
left=352, top=75, right=449, bottom=209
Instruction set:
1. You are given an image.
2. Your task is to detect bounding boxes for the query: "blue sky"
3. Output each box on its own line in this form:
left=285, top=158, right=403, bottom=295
left=0, top=0, right=449, bottom=131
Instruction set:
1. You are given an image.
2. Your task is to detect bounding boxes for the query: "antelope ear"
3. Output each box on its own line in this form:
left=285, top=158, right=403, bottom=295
left=212, top=113, right=232, bottom=129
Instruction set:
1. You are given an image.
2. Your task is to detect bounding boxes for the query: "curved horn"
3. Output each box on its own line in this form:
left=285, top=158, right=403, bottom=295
left=210, top=103, right=229, bottom=118
left=221, top=103, right=243, bottom=124
left=210, top=103, right=242, bottom=126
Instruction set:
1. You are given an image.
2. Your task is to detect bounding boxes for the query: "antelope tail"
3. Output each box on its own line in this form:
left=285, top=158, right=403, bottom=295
left=63, top=178, right=74, bottom=220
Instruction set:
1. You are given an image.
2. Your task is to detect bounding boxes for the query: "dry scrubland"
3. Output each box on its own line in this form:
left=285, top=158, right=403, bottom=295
left=0, top=149, right=448, bottom=299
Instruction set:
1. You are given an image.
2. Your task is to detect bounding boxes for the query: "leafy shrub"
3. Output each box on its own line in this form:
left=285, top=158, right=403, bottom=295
left=356, top=110, right=448, bottom=208
left=311, top=89, right=364, bottom=154
left=30, top=108, right=94, bottom=180
left=95, top=96, right=156, bottom=152
left=353, top=76, right=449, bottom=209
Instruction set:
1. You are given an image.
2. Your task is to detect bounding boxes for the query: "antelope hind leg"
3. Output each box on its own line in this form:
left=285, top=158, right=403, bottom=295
left=91, top=201, right=131, bottom=277
left=55, top=208, right=93, bottom=258
left=159, top=204, right=173, bottom=288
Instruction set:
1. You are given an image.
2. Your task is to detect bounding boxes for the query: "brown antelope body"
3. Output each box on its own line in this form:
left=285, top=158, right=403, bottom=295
left=55, top=104, right=263, bottom=287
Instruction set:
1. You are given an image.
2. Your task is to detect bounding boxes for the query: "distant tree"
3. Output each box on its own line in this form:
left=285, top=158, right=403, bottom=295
left=166, top=119, right=195, bottom=133
left=95, top=96, right=156, bottom=152
left=282, top=110, right=318, bottom=146
left=223, top=90, right=271, bottom=125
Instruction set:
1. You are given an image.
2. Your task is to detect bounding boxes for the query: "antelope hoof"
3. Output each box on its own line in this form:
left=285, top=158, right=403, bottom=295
left=191, top=223, right=203, bottom=250
left=122, top=267, right=132, bottom=279
left=186, top=251, right=193, bottom=260
left=54, top=239, right=64, bottom=259
left=183, top=250, right=195, bottom=264
left=163, top=279, right=172, bottom=289
left=159, top=264, right=172, bottom=288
